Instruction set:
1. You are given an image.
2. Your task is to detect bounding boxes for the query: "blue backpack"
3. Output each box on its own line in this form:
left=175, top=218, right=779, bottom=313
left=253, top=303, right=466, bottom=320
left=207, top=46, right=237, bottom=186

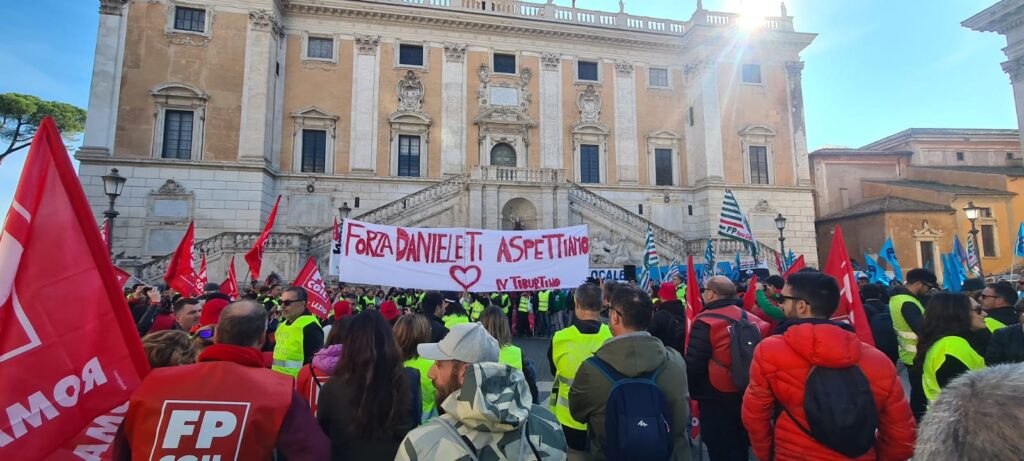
left=587, top=356, right=673, bottom=461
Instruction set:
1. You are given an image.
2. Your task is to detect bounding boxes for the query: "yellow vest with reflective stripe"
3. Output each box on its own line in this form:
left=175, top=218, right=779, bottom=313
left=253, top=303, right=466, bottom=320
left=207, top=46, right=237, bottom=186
left=501, top=294, right=511, bottom=314
left=538, top=290, right=551, bottom=312
left=889, top=294, right=924, bottom=365
left=442, top=314, right=469, bottom=329
left=272, top=314, right=320, bottom=377
left=551, top=324, right=613, bottom=430
left=499, top=345, right=523, bottom=369
left=403, top=356, right=438, bottom=423
left=923, top=335, right=985, bottom=402
left=676, top=286, right=686, bottom=301
left=985, top=317, right=1008, bottom=333
left=470, top=301, right=486, bottom=321
left=519, top=295, right=530, bottom=312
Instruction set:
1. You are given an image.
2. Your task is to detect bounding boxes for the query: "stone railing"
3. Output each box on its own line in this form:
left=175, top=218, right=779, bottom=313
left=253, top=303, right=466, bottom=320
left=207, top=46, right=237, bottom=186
left=355, top=174, right=468, bottom=225
left=470, top=165, right=563, bottom=183
left=692, top=10, right=794, bottom=31
left=686, top=237, right=784, bottom=267
left=567, top=182, right=693, bottom=258
left=138, top=232, right=312, bottom=283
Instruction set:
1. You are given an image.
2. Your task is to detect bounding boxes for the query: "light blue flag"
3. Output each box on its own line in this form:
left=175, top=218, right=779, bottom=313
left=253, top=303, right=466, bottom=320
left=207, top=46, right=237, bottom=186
left=702, top=239, right=717, bottom=281
left=879, top=238, right=903, bottom=282
left=863, top=253, right=890, bottom=285
left=732, top=252, right=742, bottom=281
left=785, top=249, right=796, bottom=269
left=954, top=235, right=969, bottom=265
left=951, top=249, right=971, bottom=283
left=941, top=254, right=957, bottom=292
left=1016, top=223, right=1024, bottom=257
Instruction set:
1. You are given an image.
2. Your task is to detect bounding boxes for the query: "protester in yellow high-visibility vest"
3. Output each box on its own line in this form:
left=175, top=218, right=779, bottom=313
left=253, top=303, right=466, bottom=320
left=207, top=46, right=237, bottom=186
left=468, top=293, right=487, bottom=322
left=537, top=289, right=552, bottom=337
left=479, top=306, right=524, bottom=369
left=913, top=292, right=987, bottom=404
left=889, top=268, right=936, bottom=421
left=547, top=282, right=612, bottom=455
left=516, top=291, right=533, bottom=337
left=393, top=313, right=439, bottom=423
left=272, top=287, right=324, bottom=377
left=441, top=292, right=471, bottom=329
left=978, top=281, right=1019, bottom=332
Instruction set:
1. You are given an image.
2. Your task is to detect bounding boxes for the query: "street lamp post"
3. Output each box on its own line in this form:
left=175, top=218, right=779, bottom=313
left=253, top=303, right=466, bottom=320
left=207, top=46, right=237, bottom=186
left=774, top=212, right=787, bottom=260
left=100, top=168, right=127, bottom=257
left=963, top=201, right=984, bottom=278
left=338, top=202, right=352, bottom=221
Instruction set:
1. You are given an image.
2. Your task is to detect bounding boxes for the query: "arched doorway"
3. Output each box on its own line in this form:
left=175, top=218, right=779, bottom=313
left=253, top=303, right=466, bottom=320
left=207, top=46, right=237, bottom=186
left=490, top=143, right=517, bottom=167
left=501, top=198, right=537, bottom=230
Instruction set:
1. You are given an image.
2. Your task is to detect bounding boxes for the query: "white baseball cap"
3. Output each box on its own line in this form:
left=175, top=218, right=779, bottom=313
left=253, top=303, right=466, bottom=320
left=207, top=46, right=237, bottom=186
left=418, top=323, right=499, bottom=363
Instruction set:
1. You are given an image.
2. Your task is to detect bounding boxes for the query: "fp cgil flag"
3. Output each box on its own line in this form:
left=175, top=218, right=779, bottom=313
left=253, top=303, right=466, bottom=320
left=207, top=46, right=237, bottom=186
left=0, top=117, right=149, bottom=458
left=196, top=255, right=208, bottom=295
left=220, top=255, right=240, bottom=300
left=245, top=195, right=281, bottom=281
left=824, top=225, right=875, bottom=347
left=163, top=221, right=198, bottom=296
left=293, top=257, right=331, bottom=319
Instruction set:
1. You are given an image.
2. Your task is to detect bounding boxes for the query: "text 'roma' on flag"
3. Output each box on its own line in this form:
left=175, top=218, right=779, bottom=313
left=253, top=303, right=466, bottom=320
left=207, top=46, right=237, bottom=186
left=245, top=195, right=282, bottom=281
left=823, top=225, right=875, bottom=347
left=717, top=189, right=758, bottom=256
left=0, top=117, right=149, bottom=458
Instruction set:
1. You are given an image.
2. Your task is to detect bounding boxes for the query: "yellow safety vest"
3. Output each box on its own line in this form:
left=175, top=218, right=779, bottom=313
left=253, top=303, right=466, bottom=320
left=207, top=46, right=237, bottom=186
left=985, top=317, right=1008, bottom=333
left=501, top=294, right=511, bottom=314
left=889, top=294, right=924, bottom=365
left=551, top=324, right=613, bottom=430
left=538, top=291, right=551, bottom=312
left=519, top=295, right=531, bottom=313
left=442, top=314, right=470, bottom=329
left=499, top=345, right=523, bottom=369
left=676, top=286, right=686, bottom=301
left=403, top=356, right=438, bottom=423
left=272, top=314, right=320, bottom=377
left=470, top=301, right=486, bottom=321
left=923, top=335, right=985, bottom=402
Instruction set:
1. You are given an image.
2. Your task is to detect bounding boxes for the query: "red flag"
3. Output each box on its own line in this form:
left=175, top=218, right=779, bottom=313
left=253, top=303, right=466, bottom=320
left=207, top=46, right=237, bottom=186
left=245, top=195, right=281, bottom=281
left=824, top=226, right=875, bottom=346
left=684, top=255, right=704, bottom=350
left=99, top=218, right=110, bottom=251
left=112, top=265, right=132, bottom=288
left=783, top=255, right=805, bottom=279
left=742, top=274, right=759, bottom=310
left=775, top=252, right=784, bottom=273
left=293, top=257, right=331, bottom=319
left=0, top=117, right=149, bottom=458
left=195, top=254, right=208, bottom=295
left=163, top=221, right=198, bottom=296
left=220, top=255, right=240, bottom=299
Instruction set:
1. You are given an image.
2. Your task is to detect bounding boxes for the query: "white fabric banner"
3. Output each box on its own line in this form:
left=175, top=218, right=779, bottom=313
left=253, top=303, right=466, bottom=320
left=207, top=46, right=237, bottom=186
left=338, top=219, right=590, bottom=292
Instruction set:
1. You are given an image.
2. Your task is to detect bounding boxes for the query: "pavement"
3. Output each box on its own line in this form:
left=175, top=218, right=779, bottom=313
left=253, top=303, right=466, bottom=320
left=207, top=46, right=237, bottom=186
left=512, top=336, right=555, bottom=401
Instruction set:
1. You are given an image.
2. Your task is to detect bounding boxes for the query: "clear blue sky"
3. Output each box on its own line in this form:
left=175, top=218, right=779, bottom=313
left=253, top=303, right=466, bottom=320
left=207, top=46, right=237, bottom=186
left=0, top=0, right=1015, bottom=213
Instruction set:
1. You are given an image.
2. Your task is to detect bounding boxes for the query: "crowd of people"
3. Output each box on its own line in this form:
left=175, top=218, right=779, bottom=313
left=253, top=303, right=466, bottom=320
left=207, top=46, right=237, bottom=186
left=111, top=264, right=1024, bottom=460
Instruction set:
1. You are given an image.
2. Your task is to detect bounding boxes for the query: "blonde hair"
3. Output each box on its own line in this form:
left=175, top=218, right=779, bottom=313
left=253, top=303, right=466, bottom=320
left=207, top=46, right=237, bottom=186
left=393, top=314, right=431, bottom=361
left=479, top=306, right=512, bottom=347
left=142, top=330, right=198, bottom=368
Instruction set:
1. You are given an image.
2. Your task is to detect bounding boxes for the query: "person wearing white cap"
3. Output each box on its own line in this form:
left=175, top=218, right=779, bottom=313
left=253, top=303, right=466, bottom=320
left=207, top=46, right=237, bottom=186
left=396, top=323, right=568, bottom=460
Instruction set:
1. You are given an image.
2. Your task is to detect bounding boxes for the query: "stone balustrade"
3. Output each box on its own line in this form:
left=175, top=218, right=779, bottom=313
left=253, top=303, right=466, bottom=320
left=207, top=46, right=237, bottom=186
left=470, top=165, right=563, bottom=183
left=685, top=237, right=783, bottom=266
left=139, top=232, right=312, bottom=282
left=566, top=182, right=693, bottom=258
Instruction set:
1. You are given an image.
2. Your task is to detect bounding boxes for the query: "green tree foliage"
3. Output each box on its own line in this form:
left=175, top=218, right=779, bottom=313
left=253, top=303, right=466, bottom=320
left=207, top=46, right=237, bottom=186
left=0, top=92, right=87, bottom=163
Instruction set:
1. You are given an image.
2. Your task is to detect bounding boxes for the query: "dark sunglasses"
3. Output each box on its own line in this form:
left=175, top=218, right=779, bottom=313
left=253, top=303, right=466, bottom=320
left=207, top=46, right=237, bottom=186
left=195, top=327, right=215, bottom=340
left=281, top=299, right=303, bottom=307
left=779, top=295, right=804, bottom=303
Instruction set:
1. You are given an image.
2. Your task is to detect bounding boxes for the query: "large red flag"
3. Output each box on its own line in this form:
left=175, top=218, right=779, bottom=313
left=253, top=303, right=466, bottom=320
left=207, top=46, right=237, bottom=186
left=163, top=221, right=198, bottom=296
left=0, top=117, right=149, bottom=458
left=684, top=255, right=704, bottom=349
left=245, top=195, right=281, bottom=281
left=782, top=255, right=805, bottom=279
left=112, top=265, right=132, bottom=289
left=742, top=274, right=759, bottom=310
left=293, top=257, right=330, bottom=319
left=220, top=255, right=240, bottom=299
left=195, top=254, right=208, bottom=295
left=824, top=226, right=875, bottom=346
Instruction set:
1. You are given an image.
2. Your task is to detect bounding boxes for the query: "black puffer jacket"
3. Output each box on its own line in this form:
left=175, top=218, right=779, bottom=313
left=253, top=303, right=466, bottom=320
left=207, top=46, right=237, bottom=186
left=649, top=299, right=687, bottom=356
left=986, top=324, right=1024, bottom=365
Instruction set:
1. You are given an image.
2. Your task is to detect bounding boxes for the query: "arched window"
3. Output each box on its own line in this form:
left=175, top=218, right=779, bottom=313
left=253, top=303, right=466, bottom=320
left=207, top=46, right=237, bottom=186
left=490, top=143, right=517, bottom=167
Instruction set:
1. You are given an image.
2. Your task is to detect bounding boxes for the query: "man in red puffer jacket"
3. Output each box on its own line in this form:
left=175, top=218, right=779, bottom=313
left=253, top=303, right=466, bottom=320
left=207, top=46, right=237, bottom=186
left=742, top=272, right=916, bottom=461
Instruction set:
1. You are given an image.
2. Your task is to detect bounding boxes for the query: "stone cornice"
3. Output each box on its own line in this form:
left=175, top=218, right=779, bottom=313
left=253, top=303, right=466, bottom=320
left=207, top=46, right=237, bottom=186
left=99, top=0, right=127, bottom=16
left=1003, top=56, right=1024, bottom=82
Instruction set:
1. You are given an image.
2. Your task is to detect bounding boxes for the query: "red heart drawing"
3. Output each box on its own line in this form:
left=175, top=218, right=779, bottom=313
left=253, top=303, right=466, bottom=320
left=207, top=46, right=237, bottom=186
left=449, top=265, right=482, bottom=292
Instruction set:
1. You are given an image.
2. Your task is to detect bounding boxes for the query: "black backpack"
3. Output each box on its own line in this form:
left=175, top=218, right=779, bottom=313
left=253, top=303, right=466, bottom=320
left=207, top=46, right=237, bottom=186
left=775, top=365, right=879, bottom=458
left=587, top=356, right=673, bottom=461
left=702, top=309, right=762, bottom=390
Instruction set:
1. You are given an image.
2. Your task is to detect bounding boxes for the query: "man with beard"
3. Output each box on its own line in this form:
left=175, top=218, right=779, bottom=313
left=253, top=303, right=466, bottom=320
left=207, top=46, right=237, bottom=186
left=396, top=323, right=567, bottom=460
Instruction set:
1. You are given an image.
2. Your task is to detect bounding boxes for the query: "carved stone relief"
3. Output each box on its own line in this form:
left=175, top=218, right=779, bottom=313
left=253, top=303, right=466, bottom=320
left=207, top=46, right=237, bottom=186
left=397, top=70, right=424, bottom=112
left=249, top=9, right=281, bottom=35
left=577, top=85, right=602, bottom=123
left=614, top=61, right=634, bottom=77
left=541, top=53, right=561, bottom=70
left=354, top=34, right=380, bottom=55
left=444, top=42, right=467, bottom=62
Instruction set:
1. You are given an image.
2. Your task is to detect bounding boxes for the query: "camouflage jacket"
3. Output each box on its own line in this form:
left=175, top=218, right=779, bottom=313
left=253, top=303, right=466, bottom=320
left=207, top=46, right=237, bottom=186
left=396, top=362, right=568, bottom=460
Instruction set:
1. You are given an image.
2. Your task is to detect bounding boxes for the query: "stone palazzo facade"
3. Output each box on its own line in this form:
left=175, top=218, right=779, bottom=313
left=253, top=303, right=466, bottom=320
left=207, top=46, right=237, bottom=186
left=79, top=0, right=818, bottom=282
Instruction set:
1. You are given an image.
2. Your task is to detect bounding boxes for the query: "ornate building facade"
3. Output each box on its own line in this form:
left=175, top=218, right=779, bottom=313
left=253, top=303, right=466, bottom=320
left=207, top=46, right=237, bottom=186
left=79, top=0, right=818, bottom=281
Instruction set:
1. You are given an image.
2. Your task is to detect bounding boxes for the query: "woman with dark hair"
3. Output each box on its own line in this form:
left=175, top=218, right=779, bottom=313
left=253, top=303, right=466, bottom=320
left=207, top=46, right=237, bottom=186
left=913, top=292, right=987, bottom=418
left=393, top=314, right=437, bottom=423
left=297, top=316, right=351, bottom=415
left=317, top=311, right=419, bottom=460
left=441, top=294, right=470, bottom=329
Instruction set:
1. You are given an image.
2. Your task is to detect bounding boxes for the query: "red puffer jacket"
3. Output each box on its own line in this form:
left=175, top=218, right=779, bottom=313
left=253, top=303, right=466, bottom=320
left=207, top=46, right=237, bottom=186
left=741, top=320, right=916, bottom=461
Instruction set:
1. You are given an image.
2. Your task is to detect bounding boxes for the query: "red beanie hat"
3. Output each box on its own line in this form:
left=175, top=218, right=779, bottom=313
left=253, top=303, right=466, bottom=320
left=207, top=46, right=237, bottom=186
left=658, top=282, right=678, bottom=302
left=199, top=298, right=230, bottom=327
left=379, top=299, right=400, bottom=322
left=333, top=300, right=353, bottom=321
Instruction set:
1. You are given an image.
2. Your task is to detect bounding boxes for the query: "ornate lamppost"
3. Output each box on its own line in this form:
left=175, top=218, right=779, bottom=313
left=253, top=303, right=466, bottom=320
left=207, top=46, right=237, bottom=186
left=101, top=168, right=127, bottom=257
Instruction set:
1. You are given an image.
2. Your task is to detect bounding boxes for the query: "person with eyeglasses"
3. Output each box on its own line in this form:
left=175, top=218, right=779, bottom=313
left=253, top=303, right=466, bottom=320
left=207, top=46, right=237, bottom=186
left=888, top=267, right=936, bottom=421
left=978, top=281, right=1019, bottom=332
left=985, top=301, right=1024, bottom=366
left=914, top=293, right=987, bottom=410
left=272, top=286, right=325, bottom=377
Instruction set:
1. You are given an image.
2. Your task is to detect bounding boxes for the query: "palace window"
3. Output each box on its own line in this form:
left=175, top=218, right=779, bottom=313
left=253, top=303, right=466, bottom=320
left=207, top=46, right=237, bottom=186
left=981, top=224, right=997, bottom=257
left=919, top=241, right=936, bottom=272
left=490, top=143, right=517, bottom=167
left=173, top=7, right=206, bottom=33
left=688, top=106, right=695, bottom=127
left=655, top=148, right=673, bottom=186
left=162, top=110, right=194, bottom=159
left=397, top=135, right=421, bottom=177
left=307, top=37, right=333, bottom=60
left=494, top=53, right=517, bottom=74
left=301, top=129, right=327, bottom=173
left=578, top=61, right=599, bottom=82
left=580, top=144, right=600, bottom=184
left=741, top=63, right=762, bottom=84
left=956, top=152, right=964, bottom=161
left=399, top=44, right=424, bottom=67
left=649, top=68, right=669, bottom=88
left=749, top=145, right=770, bottom=184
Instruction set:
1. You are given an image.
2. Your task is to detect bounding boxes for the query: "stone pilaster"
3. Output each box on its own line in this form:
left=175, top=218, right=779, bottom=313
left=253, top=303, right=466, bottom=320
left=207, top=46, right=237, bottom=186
left=540, top=52, right=563, bottom=169
left=685, top=58, right=724, bottom=186
left=237, top=10, right=282, bottom=165
left=1004, top=56, right=1024, bottom=155
left=79, top=0, right=129, bottom=157
left=441, top=43, right=467, bottom=176
left=613, top=60, right=639, bottom=183
left=349, top=34, right=381, bottom=174
left=786, top=61, right=812, bottom=186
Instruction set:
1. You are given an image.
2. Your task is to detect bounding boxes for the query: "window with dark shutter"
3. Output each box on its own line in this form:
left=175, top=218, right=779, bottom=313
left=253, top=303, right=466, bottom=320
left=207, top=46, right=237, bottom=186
left=162, top=110, right=194, bottom=159
left=308, top=37, right=333, bottom=59
left=494, top=54, right=516, bottom=74
left=578, top=61, right=599, bottom=81
left=741, top=63, right=762, bottom=84
left=174, top=7, right=206, bottom=33
left=399, top=44, right=424, bottom=66
left=981, top=224, right=997, bottom=257
left=749, top=145, right=769, bottom=184
left=649, top=68, right=669, bottom=87
left=655, top=148, right=673, bottom=186
left=301, top=130, right=327, bottom=173
left=398, top=135, right=421, bottom=177
left=580, top=144, right=600, bottom=183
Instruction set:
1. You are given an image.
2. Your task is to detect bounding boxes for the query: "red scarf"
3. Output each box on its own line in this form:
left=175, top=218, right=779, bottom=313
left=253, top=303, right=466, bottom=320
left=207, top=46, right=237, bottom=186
left=199, top=344, right=266, bottom=368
